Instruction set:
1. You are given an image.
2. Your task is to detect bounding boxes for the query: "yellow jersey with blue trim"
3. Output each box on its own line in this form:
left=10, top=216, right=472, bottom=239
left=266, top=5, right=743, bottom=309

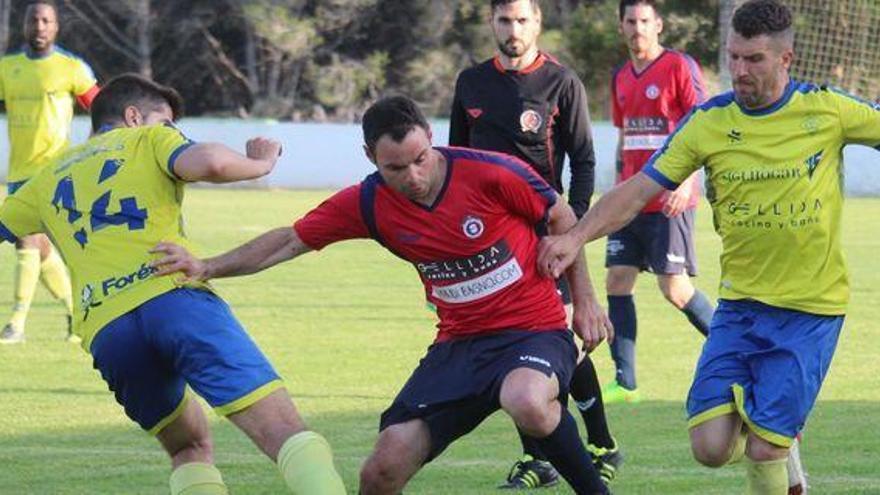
left=643, top=80, right=880, bottom=315
left=0, top=46, right=98, bottom=182
left=0, top=123, right=208, bottom=348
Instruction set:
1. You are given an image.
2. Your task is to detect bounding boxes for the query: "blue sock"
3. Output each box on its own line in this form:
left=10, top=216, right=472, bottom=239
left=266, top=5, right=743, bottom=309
left=682, top=290, right=714, bottom=337
left=608, top=295, right=637, bottom=390
left=535, top=408, right=608, bottom=494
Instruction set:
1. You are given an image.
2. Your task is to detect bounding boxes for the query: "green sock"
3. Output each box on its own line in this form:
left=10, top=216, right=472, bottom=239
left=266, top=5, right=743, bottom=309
left=169, top=462, right=228, bottom=495
left=277, top=431, right=346, bottom=495
left=746, top=457, right=788, bottom=495
left=40, top=248, right=73, bottom=314
left=10, top=249, right=41, bottom=329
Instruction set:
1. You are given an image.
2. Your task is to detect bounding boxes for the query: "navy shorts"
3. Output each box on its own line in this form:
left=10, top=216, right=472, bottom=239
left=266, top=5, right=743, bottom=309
left=90, top=288, right=283, bottom=434
left=605, top=209, right=697, bottom=276
left=380, top=329, right=577, bottom=462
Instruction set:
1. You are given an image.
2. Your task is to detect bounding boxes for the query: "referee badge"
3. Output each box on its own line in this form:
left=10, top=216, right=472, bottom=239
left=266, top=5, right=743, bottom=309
left=462, top=215, right=485, bottom=239
left=519, top=109, right=543, bottom=133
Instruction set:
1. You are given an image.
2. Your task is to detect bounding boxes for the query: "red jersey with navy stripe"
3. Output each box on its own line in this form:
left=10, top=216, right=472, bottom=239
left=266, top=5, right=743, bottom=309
left=612, top=49, right=706, bottom=213
left=293, top=147, right=567, bottom=342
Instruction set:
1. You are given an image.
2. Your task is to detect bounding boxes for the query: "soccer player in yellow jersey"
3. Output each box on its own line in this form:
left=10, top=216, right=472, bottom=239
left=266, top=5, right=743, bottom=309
left=0, top=74, right=345, bottom=495
left=0, top=1, right=99, bottom=343
left=537, top=1, right=880, bottom=493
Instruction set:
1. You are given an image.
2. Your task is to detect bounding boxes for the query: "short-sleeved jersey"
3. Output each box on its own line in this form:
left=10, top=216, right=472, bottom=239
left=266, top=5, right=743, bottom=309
left=0, top=46, right=99, bottom=182
left=612, top=49, right=705, bottom=213
left=643, top=81, right=880, bottom=315
left=294, top=147, right=567, bottom=342
left=449, top=53, right=596, bottom=218
left=0, top=124, right=203, bottom=348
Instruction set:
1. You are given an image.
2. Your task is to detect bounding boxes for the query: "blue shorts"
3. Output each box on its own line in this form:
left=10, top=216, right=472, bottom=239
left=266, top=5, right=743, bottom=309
left=90, top=288, right=283, bottom=434
left=380, top=329, right=577, bottom=462
left=686, top=299, right=843, bottom=446
left=7, top=180, right=27, bottom=196
left=605, top=210, right=697, bottom=276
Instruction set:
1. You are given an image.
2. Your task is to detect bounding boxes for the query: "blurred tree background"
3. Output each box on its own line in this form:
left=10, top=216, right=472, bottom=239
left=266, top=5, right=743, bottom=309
left=0, top=0, right=722, bottom=120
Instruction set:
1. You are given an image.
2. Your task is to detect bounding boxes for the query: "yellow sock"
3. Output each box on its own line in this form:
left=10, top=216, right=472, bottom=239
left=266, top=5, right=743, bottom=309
left=10, top=249, right=41, bottom=328
left=39, top=248, right=73, bottom=314
left=169, top=462, right=228, bottom=495
left=746, top=457, right=788, bottom=495
left=277, top=431, right=346, bottom=495
left=728, top=430, right=747, bottom=465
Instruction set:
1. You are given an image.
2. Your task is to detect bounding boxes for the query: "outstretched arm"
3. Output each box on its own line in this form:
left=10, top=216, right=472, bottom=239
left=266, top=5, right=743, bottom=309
left=152, top=226, right=311, bottom=282
left=172, top=137, right=282, bottom=183
left=545, top=197, right=613, bottom=351
left=539, top=172, right=664, bottom=279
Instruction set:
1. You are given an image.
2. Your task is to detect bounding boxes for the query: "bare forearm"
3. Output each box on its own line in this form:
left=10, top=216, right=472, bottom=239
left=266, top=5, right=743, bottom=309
left=547, top=199, right=593, bottom=307
left=204, top=227, right=310, bottom=279
left=176, top=143, right=274, bottom=183
left=569, top=173, right=659, bottom=246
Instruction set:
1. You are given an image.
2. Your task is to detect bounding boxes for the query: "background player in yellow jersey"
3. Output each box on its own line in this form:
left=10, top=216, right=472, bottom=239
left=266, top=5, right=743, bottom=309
left=537, top=0, right=880, bottom=493
left=0, top=74, right=345, bottom=495
left=0, top=0, right=99, bottom=343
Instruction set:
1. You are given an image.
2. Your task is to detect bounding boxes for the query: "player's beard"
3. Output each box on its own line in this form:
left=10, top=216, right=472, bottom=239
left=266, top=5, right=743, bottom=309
left=498, top=38, right=528, bottom=58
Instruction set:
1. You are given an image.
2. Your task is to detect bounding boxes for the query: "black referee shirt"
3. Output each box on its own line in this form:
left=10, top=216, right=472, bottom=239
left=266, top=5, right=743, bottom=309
left=449, top=53, right=596, bottom=217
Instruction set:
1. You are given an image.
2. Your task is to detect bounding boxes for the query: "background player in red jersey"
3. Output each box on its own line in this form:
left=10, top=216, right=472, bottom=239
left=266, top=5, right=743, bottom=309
left=602, top=0, right=714, bottom=405
left=450, top=0, right=621, bottom=488
left=152, top=95, right=614, bottom=495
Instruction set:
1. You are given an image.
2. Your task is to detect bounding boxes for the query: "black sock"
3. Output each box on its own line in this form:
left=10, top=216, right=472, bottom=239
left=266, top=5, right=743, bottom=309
left=569, top=355, right=615, bottom=449
left=536, top=408, right=608, bottom=494
left=517, top=427, right=547, bottom=460
left=682, top=289, right=714, bottom=337
left=608, top=294, right=637, bottom=389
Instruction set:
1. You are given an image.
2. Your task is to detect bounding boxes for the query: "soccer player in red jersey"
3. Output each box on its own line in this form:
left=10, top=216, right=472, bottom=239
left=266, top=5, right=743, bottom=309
left=602, top=0, right=714, bottom=405
left=152, top=96, right=614, bottom=495
left=450, top=0, right=621, bottom=487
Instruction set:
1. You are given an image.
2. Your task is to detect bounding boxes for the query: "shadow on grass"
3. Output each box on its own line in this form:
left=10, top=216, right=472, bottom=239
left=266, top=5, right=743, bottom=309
left=0, top=400, right=878, bottom=494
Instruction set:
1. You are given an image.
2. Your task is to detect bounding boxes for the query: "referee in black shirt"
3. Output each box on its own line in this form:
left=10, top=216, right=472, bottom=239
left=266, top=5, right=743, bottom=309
left=450, top=0, right=622, bottom=490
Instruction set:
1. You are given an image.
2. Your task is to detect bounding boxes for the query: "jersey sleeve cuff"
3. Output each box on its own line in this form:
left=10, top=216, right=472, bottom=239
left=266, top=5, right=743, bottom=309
left=642, top=164, right=679, bottom=190
left=167, top=141, right=196, bottom=180
left=0, top=221, right=19, bottom=244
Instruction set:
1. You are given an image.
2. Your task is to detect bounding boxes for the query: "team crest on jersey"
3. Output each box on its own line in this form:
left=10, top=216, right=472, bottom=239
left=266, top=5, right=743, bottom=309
left=466, top=108, right=483, bottom=119
left=461, top=215, right=485, bottom=239
left=519, top=109, right=543, bottom=133
left=645, top=84, right=661, bottom=100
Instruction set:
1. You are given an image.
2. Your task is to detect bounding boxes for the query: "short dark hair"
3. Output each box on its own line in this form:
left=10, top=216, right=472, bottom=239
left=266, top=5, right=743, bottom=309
left=90, top=73, right=184, bottom=132
left=618, top=0, right=659, bottom=21
left=490, top=0, right=540, bottom=13
left=732, top=0, right=793, bottom=39
left=362, top=96, right=430, bottom=153
left=27, top=0, right=57, bottom=9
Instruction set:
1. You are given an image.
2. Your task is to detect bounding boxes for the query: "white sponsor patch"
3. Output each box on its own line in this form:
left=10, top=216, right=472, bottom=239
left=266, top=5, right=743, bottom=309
left=623, top=134, right=668, bottom=151
left=519, top=354, right=551, bottom=368
left=607, top=239, right=625, bottom=256
left=666, top=253, right=686, bottom=264
left=431, top=258, right=523, bottom=303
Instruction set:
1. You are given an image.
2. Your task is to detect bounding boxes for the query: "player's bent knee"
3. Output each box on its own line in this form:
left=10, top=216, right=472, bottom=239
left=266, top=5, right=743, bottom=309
left=745, top=434, right=789, bottom=462
left=658, top=276, right=693, bottom=309
left=502, top=393, right=556, bottom=437
left=691, top=441, right=731, bottom=468
left=689, top=430, right=735, bottom=468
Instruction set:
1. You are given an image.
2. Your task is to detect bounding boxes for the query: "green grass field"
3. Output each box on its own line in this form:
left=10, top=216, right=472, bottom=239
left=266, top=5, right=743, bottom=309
left=1, top=188, right=878, bottom=494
